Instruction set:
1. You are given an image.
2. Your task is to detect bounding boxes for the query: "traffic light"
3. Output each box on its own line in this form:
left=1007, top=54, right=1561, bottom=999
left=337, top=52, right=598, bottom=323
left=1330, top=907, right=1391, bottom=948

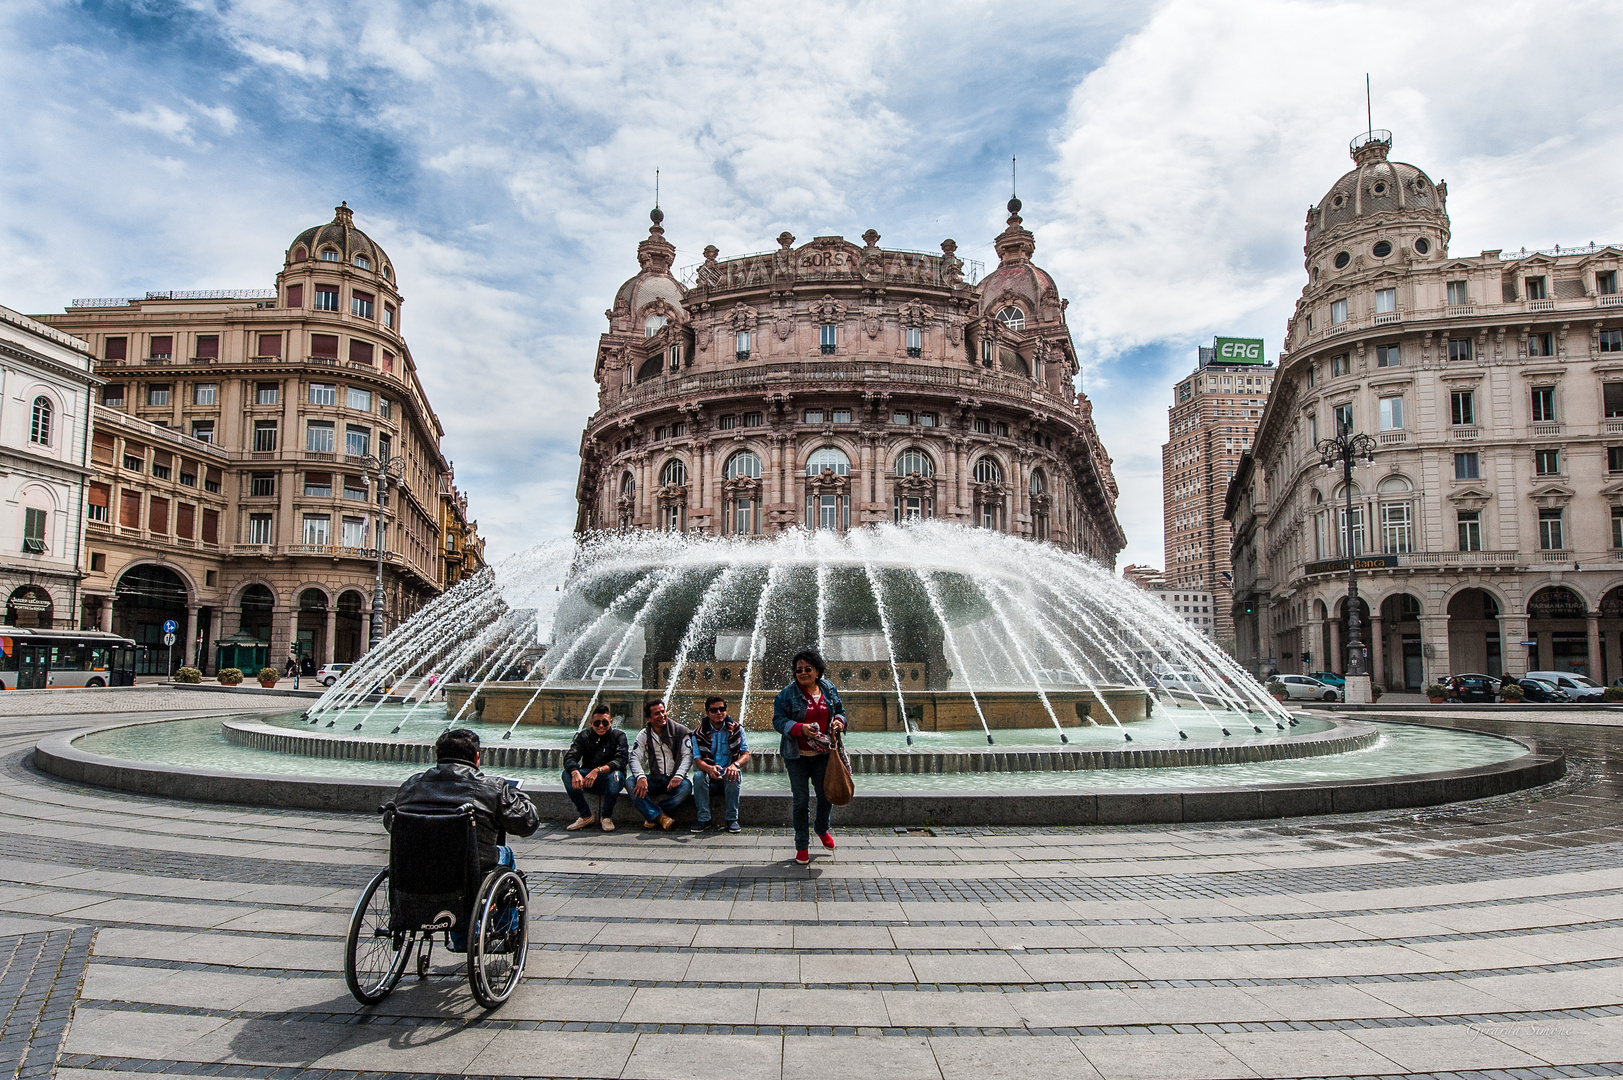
left=1300, top=651, right=1312, bottom=663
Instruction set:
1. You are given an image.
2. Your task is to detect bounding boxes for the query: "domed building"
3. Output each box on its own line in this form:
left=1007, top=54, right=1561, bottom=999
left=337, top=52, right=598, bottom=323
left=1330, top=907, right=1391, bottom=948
left=1230, top=131, right=1623, bottom=690
left=574, top=201, right=1125, bottom=563
left=37, top=204, right=484, bottom=674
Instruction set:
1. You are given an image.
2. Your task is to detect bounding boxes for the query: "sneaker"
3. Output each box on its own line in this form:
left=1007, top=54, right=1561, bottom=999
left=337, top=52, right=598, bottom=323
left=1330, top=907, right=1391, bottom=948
left=819, top=831, right=836, bottom=851
left=565, top=816, right=596, bottom=831
left=726, top=821, right=742, bottom=834
left=641, top=818, right=660, bottom=830
left=659, top=814, right=676, bottom=831
left=794, top=849, right=810, bottom=865
left=600, top=818, right=616, bottom=832
left=690, top=820, right=712, bottom=834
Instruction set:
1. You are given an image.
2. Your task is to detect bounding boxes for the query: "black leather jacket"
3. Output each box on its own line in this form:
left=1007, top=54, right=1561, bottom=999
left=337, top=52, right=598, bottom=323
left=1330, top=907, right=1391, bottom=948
left=383, top=759, right=539, bottom=870
left=563, top=727, right=629, bottom=775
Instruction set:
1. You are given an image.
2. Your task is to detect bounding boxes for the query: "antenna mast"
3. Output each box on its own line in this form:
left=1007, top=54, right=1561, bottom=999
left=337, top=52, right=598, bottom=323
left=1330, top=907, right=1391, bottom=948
left=655, top=168, right=660, bottom=209
left=1011, top=155, right=1017, bottom=198
left=1365, top=74, right=1372, bottom=137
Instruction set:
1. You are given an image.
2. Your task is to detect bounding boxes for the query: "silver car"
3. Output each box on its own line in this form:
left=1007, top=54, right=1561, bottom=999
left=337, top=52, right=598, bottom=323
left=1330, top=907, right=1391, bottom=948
left=1277, top=674, right=1340, bottom=702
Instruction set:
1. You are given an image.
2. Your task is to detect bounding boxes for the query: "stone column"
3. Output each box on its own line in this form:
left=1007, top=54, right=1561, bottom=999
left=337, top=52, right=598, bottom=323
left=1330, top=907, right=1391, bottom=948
left=287, top=607, right=300, bottom=670
left=324, top=606, right=338, bottom=666
left=185, top=606, right=199, bottom=669
left=1537, top=630, right=1553, bottom=671
left=1500, top=616, right=1529, bottom=677
left=1586, top=612, right=1602, bottom=680
left=1420, top=615, right=1450, bottom=687
left=1370, top=614, right=1384, bottom=687
left=1328, top=617, right=1342, bottom=674
left=100, top=598, right=113, bottom=633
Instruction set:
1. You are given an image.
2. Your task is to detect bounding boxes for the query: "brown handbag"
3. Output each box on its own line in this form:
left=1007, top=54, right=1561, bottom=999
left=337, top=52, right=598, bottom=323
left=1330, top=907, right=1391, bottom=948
left=823, top=730, right=854, bottom=806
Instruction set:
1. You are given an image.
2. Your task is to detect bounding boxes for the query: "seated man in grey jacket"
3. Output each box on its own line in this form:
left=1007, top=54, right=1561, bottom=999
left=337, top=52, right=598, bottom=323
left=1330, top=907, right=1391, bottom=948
left=627, top=700, right=693, bottom=831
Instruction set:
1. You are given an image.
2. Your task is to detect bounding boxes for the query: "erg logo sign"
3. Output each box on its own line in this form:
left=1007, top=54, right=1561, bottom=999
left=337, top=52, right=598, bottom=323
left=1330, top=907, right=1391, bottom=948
left=1213, top=337, right=1265, bottom=364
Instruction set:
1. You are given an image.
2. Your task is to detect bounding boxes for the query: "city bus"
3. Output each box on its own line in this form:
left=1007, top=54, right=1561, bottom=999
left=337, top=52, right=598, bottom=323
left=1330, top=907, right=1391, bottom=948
left=0, top=629, right=138, bottom=689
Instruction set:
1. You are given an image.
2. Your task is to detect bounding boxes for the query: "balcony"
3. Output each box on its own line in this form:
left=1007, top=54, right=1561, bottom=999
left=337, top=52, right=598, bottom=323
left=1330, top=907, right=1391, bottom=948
left=1531, top=421, right=1564, bottom=437
left=1447, top=304, right=1475, bottom=317
left=1600, top=294, right=1623, bottom=307
left=1539, top=550, right=1573, bottom=563
left=1525, top=299, right=1556, bottom=312
left=1607, top=419, right=1623, bottom=435
left=1373, top=311, right=1402, bottom=326
left=1449, top=426, right=1480, bottom=440
left=1378, top=431, right=1407, bottom=446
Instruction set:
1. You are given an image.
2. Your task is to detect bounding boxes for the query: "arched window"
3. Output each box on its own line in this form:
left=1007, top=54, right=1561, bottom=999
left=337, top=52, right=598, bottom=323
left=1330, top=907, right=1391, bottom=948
left=620, top=472, right=635, bottom=498
left=895, top=448, right=934, bottom=477
left=724, top=451, right=762, bottom=480
left=292, top=245, right=308, bottom=262
left=806, top=447, right=850, bottom=476
left=645, top=314, right=668, bottom=338
left=659, top=459, right=688, bottom=487
left=973, top=457, right=1003, bottom=484
left=1029, top=469, right=1046, bottom=495
left=997, top=306, right=1025, bottom=330
left=29, top=397, right=52, bottom=446
left=353, top=254, right=371, bottom=269
left=319, top=248, right=341, bottom=262
left=1377, top=476, right=1414, bottom=554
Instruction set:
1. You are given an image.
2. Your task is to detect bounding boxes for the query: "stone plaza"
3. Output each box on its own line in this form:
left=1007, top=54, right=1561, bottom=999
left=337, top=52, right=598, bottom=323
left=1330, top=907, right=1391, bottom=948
left=2, top=689, right=1621, bottom=1080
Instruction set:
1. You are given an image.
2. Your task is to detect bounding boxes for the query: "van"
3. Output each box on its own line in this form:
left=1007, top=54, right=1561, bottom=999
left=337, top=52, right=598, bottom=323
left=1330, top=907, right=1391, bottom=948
left=1523, top=671, right=1604, bottom=702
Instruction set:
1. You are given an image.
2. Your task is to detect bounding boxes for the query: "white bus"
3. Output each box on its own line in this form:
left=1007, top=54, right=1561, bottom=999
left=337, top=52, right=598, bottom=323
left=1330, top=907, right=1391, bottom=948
left=0, top=629, right=138, bottom=689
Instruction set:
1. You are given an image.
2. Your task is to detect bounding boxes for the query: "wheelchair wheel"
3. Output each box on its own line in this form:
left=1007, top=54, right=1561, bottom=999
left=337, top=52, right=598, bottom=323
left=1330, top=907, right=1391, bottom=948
left=345, top=868, right=413, bottom=1005
left=467, top=867, right=528, bottom=1009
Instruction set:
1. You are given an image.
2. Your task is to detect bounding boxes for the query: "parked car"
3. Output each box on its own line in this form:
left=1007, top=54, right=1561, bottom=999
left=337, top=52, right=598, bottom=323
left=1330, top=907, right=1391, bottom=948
left=316, top=663, right=351, bottom=687
left=1276, top=674, right=1340, bottom=702
left=1445, top=673, right=1500, bottom=704
left=1306, top=671, right=1346, bottom=690
left=1523, top=671, right=1605, bottom=702
left=1513, top=678, right=1571, bottom=704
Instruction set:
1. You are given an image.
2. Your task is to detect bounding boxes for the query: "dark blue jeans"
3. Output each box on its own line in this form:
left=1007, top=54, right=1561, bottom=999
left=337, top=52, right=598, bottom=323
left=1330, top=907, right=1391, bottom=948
left=629, top=776, right=692, bottom=821
left=450, top=845, right=515, bottom=952
left=693, top=772, right=741, bottom=824
left=563, top=769, right=623, bottom=819
left=784, top=754, right=831, bottom=851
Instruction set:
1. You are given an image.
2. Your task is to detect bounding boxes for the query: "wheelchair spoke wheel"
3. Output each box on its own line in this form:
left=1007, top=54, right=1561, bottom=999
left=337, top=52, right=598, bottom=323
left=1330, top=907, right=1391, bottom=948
left=468, top=867, right=528, bottom=1009
left=345, top=868, right=412, bottom=1005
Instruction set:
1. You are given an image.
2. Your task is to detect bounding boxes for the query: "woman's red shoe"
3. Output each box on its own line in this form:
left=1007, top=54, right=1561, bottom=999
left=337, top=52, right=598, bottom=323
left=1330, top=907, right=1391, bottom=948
left=819, top=832, right=836, bottom=850
left=794, top=849, right=810, bottom=865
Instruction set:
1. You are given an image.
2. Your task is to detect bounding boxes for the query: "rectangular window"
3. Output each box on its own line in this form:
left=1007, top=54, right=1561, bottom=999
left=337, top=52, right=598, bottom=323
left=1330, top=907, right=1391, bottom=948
left=1380, top=503, right=1412, bottom=554
left=718, top=414, right=737, bottom=430
left=1609, top=446, right=1623, bottom=474
left=378, top=398, right=392, bottom=419
left=803, top=409, right=823, bottom=424
left=118, top=490, right=141, bottom=528
left=378, top=434, right=391, bottom=460
left=105, top=336, right=127, bottom=361
left=382, top=351, right=395, bottom=373
left=918, top=412, right=935, bottom=427
left=1531, top=386, right=1556, bottom=422
left=742, top=411, right=763, bottom=428
left=893, top=411, right=911, bottom=425
left=302, top=515, right=330, bottom=545
left=1535, top=448, right=1561, bottom=475
left=150, top=458, right=170, bottom=480
left=1595, top=270, right=1618, bottom=295
left=1330, top=299, right=1348, bottom=325
left=178, top=467, right=196, bottom=486
left=306, top=420, right=335, bottom=453
left=304, top=473, right=333, bottom=497
left=102, top=384, right=125, bottom=406
left=285, top=284, right=303, bottom=309
left=351, top=291, right=374, bottom=319
left=996, top=422, right=1010, bottom=437
left=668, top=344, right=682, bottom=372
left=195, top=334, right=219, bottom=360
left=309, top=382, right=337, bottom=405
left=1305, top=365, right=1316, bottom=388
left=256, top=383, right=279, bottom=406
left=345, top=425, right=370, bottom=457
left=1337, top=505, right=1365, bottom=556
left=1600, top=329, right=1623, bottom=353
left=342, top=516, right=368, bottom=548
left=671, top=422, right=686, bottom=437
left=905, top=327, right=922, bottom=357
left=204, top=470, right=221, bottom=494
left=1528, top=332, right=1554, bottom=356
left=832, top=409, right=852, bottom=424
left=343, top=476, right=368, bottom=501
left=1308, top=414, right=1319, bottom=442
left=149, top=335, right=172, bottom=359
left=1448, top=338, right=1473, bottom=362
left=250, top=473, right=275, bottom=497
left=1454, top=452, right=1480, bottom=480
left=735, top=331, right=751, bottom=359
left=22, top=507, right=46, bottom=553
left=247, top=513, right=274, bottom=545
left=346, top=387, right=371, bottom=411
left=1447, top=280, right=1469, bottom=306
left=974, top=418, right=991, bottom=434
left=253, top=420, right=277, bottom=452
left=202, top=508, right=219, bottom=544
left=191, top=419, right=214, bottom=443
left=1525, top=276, right=1548, bottom=300
left=148, top=496, right=168, bottom=535
left=349, top=340, right=374, bottom=365
left=1378, top=396, right=1404, bottom=430
left=147, top=384, right=171, bottom=406
left=820, top=324, right=837, bottom=354
left=311, top=334, right=339, bottom=359
left=192, top=383, right=217, bottom=405
left=1331, top=353, right=1350, bottom=377
left=383, top=304, right=396, bottom=329
left=175, top=502, right=194, bottom=539
left=314, top=286, right=340, bottom=312
left=654, top=425, right=668, bottom=442
left=1334, top=403, right=1354, bottom=434
left=1375, top=288, right=1396, bottom=314
left=1606, top=383, right=1623, bottom=417
left=258, top=333, right=282, bottom=358
left=1450, top=390, right=1475, bottom=426
left=87, top=483, right=110, bottom=523
left=1375, top=343, right=1400, bottom=367
left=1458, top=510, right=1482, bottom=551
left=1539, top=508, right=1564, bottom=550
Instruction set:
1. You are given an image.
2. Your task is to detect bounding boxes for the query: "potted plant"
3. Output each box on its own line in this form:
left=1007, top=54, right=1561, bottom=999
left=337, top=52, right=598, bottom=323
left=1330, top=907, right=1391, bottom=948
left=1499, top=682, right=1524, bottom=703
left=173, top=667, right=202, bottom=684
left=1424, top=683, right=1449, bottom=703
left=257, top=667, right=280, bottom=688
left=217, top=667, right=243, bottom=686
left=1266, top=679, right=1288, bottom=701
left=1602, top=685, right=1623, bottom=703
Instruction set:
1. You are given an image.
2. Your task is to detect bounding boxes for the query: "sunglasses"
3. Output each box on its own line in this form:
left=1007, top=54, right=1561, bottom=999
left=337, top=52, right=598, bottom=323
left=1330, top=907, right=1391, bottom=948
left=706, top=705, right=727, bottom=713
left=591, top=718, right=612, bottom=727
left=794, top=667, right=816, bottom=675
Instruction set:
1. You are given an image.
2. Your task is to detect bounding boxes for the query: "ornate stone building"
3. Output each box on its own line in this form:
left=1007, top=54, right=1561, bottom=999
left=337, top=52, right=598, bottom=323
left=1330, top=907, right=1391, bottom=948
left=574, top=201, right=1124, bottom=562
left=39, top=205, right=482, bottom=674
left=1235, top=130, right=1623, bottom=688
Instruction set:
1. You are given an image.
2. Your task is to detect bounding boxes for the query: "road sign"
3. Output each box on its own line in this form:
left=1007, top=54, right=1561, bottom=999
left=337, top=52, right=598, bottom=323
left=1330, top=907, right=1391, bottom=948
left=163, top=632, right=176, bottom=646
left=162, top=619, right=178, bottom=634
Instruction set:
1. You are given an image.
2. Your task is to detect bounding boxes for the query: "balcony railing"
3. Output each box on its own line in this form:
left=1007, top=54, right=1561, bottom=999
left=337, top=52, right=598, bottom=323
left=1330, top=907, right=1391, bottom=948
left=1449, top=426, right=1480, bottom=440
left=1525, top=299, right=1556, bottom=312
left=1600, top=294, right=1623, bottom=307
left=1532, top=422, right=1564, bottom=437
left=1539, top=550, right=1573, bottom=563
left=1378, top=431, right=1407, bottom=445
left=1373, top=311, right=1402, bottom=325
left=1607, top=419, right=1623, bottom=435
left=1447, top=304, right=1476, bottom=317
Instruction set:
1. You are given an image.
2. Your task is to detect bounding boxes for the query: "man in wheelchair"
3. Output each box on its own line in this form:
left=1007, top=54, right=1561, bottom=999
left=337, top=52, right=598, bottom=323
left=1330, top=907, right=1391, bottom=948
left=349, top=728, right=539, bottom=1008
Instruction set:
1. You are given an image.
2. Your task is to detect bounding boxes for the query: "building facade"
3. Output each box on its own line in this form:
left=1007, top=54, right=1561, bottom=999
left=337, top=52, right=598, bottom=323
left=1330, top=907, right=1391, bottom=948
left=39, top=205, right=481, bottom=674
left=1162, top=342, right=1275, bottom=641
left=574, top=202, right=1125, bottom=562
left=0, top=305, right=99, bottom=629
left=1237, top=130, right=1623, bottom=689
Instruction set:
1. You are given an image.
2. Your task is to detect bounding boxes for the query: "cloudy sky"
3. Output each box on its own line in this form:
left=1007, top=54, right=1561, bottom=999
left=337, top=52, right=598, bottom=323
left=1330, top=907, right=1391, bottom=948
left=4, top=0, right=1621, bottom=570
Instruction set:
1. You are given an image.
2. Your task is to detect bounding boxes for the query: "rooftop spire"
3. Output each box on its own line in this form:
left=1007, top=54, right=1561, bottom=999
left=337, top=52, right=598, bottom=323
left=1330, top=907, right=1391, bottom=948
left=333, top=201, right=354, bottom=227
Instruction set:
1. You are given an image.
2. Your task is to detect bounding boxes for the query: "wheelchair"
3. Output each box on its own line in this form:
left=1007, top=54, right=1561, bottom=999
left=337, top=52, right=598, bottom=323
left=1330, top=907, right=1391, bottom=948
left=344, top=803, right=529, bottom=1009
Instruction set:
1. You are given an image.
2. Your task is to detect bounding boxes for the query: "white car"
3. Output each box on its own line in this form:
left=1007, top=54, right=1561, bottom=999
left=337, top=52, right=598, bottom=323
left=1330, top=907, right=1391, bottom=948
left=1524, top=670, right=1605, bottom=702
left=1276, top=674, right=1340, bottom=702
left=316, top=663, right=351, bottom=687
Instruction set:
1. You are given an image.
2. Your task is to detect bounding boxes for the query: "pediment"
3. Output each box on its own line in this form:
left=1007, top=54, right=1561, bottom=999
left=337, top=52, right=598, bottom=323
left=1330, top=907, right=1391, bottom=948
left=1529, top=483, right=1574, bottom=509
left=1447, top=485, right=1493, bottom=507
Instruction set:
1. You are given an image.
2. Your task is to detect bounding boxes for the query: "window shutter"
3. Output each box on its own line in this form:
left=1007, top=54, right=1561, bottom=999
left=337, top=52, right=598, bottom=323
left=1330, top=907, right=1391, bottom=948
left=91, top=432, right=115, bottom=465
left=119, top=491, right=142, bottom=528
left=105, top=337, right=127, bottom=360
left=349, top=341, right=374, bottom=365
left=195, top=335, right=219, bottom=359
left=286, top=284, right=303, bottom=308
left=202, top=509, right=219, bottom=544
left=311, top=335, right=339, bottom=358
left=259, top=334, right=282, bottom=358
left=176, top=503, right=195, bottom=539
left=148, top=497, right=169, bottom=534
left=89, top=482, right=110, bottom=509
left=150, top=336, right=173, bottom=357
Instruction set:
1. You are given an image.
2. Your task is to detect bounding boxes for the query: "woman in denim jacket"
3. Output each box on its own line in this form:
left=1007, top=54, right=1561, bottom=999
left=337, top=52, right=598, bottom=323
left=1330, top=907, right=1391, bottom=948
left=772, top=649, right=847, bottom=865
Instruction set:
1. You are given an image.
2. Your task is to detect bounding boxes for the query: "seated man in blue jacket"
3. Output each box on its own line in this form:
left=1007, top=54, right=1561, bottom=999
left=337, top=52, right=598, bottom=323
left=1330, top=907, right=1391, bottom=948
left=690, top=696, right=750, bottom=834
left=627, top=700, right=693, bottom=830
left=562, top=704, right=629, bottom=832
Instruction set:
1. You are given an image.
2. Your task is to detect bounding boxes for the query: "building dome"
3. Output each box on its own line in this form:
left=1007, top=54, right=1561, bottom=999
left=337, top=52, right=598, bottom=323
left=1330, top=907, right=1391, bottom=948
left=1306, top=132, right=1445, bottom=250
left=977, top=200, right=1061, bottom=323
left=609, top=209, right=684, bottom=331
left=288, top=203, right=395, bottom=280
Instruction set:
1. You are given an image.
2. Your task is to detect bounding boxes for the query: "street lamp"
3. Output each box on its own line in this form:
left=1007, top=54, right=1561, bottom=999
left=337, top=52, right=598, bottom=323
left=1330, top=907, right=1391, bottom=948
left=359, top=453, right=406, bottom=653
left=1317, top=429, right=1377, bottom=702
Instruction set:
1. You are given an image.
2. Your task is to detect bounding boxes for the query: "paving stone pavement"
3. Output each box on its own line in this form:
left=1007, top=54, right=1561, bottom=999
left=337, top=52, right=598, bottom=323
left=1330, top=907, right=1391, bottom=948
left=3, top=699, right=1623, bottom=1079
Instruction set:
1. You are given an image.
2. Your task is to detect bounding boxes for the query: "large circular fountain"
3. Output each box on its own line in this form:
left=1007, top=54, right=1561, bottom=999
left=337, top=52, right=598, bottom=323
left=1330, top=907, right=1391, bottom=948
left=35, top=524, right=1565, bottom=824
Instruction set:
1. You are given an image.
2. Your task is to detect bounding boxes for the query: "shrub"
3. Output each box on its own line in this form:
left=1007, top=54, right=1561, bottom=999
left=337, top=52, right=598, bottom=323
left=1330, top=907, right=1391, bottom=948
left=217, top=668, right=243, bottom=686
left=1265, top=679, right=1288, bottom=699
left=1602, top=685, right=1623, bottom=702
left=173, top=667, right=203, bottom=684
left=1370, top=683, right=1384, bottom=701
left=257, top=667, right=280, bottom=686
left=1500, top=682, right=1525, bottom=702
left=1424, top=683, right=1449, bottom=700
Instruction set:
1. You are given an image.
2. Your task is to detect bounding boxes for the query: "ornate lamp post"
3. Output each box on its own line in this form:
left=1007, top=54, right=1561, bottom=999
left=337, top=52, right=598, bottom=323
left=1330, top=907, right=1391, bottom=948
left=359, top=453, right=406, bottom=653
left=1316, top=430, right=1377, bottom=703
